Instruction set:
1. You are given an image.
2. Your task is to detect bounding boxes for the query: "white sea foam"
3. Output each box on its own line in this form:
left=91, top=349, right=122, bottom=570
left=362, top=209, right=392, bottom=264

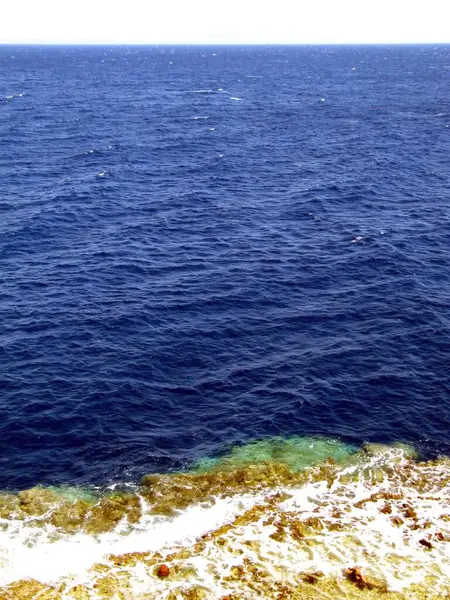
left=278, top=474, right=450, bottom=591
left=5, top=93, right=24, bottom=100
left=0, top=493, right=263, bottom=587
left=1, top=450, right=450, bottom=598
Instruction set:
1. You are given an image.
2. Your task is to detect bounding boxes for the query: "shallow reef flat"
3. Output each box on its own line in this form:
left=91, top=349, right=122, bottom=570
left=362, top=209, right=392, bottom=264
left=1, top=441, right=450, bottom=599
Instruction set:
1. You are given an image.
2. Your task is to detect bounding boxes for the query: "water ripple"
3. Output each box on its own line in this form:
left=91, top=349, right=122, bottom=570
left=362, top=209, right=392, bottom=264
left=0, top=45, right=449, bottom=489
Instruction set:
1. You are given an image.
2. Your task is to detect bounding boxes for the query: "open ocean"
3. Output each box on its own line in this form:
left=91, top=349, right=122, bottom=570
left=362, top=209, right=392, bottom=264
left=0, top=45, right=450, bottom=599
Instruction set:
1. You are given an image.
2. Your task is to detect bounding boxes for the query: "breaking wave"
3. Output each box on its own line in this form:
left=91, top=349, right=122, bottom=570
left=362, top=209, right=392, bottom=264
left=1, top=438, right=449, bottom=599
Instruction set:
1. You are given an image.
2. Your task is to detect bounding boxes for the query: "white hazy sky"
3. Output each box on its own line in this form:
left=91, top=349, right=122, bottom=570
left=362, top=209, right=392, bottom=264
left=1, top=0, right=449, bottom=45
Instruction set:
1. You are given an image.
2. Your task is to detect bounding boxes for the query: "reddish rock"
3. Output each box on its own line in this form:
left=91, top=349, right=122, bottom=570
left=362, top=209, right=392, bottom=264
left=419, top=538, right=433, bottom=549
left=402, top=505, right=417, bottom=519
left=345, top=567, right=369, bottom=588
left=380, top=503, right=392, bottom=514
left=157, top=564, right=170, bottom=578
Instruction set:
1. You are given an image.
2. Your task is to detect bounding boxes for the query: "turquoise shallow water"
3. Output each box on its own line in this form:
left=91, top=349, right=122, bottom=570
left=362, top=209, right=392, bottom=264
left=193, top=436, right=357, bottom=472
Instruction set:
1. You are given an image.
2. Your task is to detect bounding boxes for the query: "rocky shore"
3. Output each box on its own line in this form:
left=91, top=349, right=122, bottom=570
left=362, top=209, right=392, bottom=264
left=0, top=444, right=449, bottom=599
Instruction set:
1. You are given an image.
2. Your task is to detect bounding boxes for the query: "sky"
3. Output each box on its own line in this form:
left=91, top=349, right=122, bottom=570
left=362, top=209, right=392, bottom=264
left=1, top=0, right=449, bottom=45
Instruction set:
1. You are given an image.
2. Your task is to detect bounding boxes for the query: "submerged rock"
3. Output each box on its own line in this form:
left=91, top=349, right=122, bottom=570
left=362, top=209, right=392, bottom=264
left=17, top=487, right=62, bottom=516
left=193, top=435, right=356, bottom=473
left=1, top=442, right=450, bottom=599
left=141, top=461, right=307, bottom=515
left=84, top=493, right=141, bottom=534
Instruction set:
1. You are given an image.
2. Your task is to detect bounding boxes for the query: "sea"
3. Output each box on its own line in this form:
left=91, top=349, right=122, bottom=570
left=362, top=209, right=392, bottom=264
left=0, top=45, right=449, bottom=599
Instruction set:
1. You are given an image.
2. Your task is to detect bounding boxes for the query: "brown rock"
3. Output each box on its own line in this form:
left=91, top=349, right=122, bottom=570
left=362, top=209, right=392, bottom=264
left=402, top=504, right=417, bottom=519
left=301, top=571, right=324, bottom=584
left=419, top=538, right=433, bottom=549
left=354, top=491, right=402, bottom=508
left=183, top=587, right=209, bottom=600
left=3, top=579, right=54, bottom=599
left=67, top=584, right=91, bottom=599
left=92, top=574, right=122, bottom=598
left=302, top=516, right=324, bottom=530
left=0, top=494, right=20, bottom=519
left=269, top=525, right=286, bottom=542
left=50, top=500, right=90, bottom=532
left=228, top=565, right=245, bottom=580
left=157, top=564, right=171, bottom=578
left=84, top=494, right=141, bottom=534
left=344, top=567, right=377, bottom=590
left=17, top=488, right=61, bottom=516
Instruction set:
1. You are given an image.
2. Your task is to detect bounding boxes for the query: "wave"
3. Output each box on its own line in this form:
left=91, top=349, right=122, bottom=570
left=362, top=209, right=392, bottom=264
left=1, top=437, right=449, bottom=598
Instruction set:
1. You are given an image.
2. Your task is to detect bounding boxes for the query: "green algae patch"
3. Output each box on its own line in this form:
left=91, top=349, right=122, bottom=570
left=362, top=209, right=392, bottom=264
left=193, top=435, right=357, bottom=473
left=46, top=485, right=98, bottom=504
left=1, top=447, right=450, bottom=599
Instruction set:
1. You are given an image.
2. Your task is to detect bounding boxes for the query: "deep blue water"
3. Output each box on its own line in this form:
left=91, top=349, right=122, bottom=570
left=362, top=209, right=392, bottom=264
left=1, top=45, right=449, bottom=490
